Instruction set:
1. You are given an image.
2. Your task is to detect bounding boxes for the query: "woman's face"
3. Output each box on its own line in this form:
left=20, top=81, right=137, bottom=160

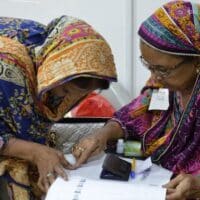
left=48, top=77, right=102, bottom=107
left=140, top=41, right=198, bottom=92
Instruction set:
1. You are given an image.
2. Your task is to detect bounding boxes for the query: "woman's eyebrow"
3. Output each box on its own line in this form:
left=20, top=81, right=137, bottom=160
left=150, top=64, right=169, bottom=69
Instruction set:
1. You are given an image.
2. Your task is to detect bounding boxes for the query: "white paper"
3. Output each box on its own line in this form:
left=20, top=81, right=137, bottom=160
left=46, top=154, right=172, bottom=200
left=46, top=176, right=166, bottom=200
left=135, top=157, right=152, bottom=174
left=149, top=88, right=169, bottom=110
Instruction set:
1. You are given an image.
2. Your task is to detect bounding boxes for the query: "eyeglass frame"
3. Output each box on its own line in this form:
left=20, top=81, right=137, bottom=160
left=139, top=55, right=192, bottom=77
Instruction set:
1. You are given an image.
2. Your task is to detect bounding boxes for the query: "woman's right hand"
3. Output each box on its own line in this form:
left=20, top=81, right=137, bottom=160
left=1, top=138, right=72, bottom=193
left=71, top=131, right=107, bottom=169
left=32, top=144, right=72, bottom=193
left=71, top=121, right=124, bottom=169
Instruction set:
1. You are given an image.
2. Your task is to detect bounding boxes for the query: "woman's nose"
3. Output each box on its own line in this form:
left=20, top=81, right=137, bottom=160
left=151, top=72, right=162, bottom=81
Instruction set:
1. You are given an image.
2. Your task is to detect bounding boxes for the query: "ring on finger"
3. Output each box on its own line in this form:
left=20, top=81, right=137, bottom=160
left=77, top=146, right=85, bottom=153
left=72, top=145, right=85, bottom=153
left=46, top=172, right=54, bottom=178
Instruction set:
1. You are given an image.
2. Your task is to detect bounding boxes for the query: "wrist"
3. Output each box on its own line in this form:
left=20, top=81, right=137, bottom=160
left=95, top=122, right=123, bottom=144
left=16, top=141, right=41, bottom=163
left=30, top=143, right=47, bottom=164
left=104, top=121, right=124, bottom=140
left=2, top=138, right=43, bottom=163
left=93, top=128, right=108, bottom=146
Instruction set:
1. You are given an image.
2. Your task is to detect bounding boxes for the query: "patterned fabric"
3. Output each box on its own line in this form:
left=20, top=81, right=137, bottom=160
left=0, top=17, right=46, bottom=48
left=113, top=75, right=200, bottom=174
left=112, top=0, right=200, bottom=175
left=0, top=22, right=50, bottom=151
left=36, top=16, right=117, bottom=121
left=0, top=16, right=117, bottom=200
left=138, top=0, right=200, bottom=56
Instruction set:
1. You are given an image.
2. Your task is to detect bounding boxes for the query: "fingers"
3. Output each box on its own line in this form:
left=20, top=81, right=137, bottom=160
left=90, top=145, right=102, bottom=157
left=47, top=172, right=56, bottom=185
left=54, top=165, right=68, bottom=180
left=72, top=145, right=85, bottom=158
left=37, top=176, right=46, bottom=193
left=60, top=155, right=71, bottom=169
left=73, top=148, right=93, bottom=168
left=37, top=164, right=68, bottom=193
left=44, top=180, right=50, bottom=193
left=166, top=188, right=176, bottom=195
left=166, top=191, right=186, bottom=200
left=73, top=143, right=99, bottom=168
left=164, top=174, right=195, bottom=200
left=34, top=147, right=70, bottom=193
left=163, top=174, right=185, bottom=189
left=37, top=174, right=52, bottom=193
left=71, top=136, right=105, bottom=169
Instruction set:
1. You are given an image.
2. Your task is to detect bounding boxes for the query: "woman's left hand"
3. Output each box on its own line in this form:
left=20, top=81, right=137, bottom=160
left=163, top=173, right=200, bottom=200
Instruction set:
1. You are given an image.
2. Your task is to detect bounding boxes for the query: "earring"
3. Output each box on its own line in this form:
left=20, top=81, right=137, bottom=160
left=196, top=64, right=200, bottom=74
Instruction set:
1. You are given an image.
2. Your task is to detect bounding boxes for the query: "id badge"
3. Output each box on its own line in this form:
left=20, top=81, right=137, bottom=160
left=148, top=88, right=169, bottom=110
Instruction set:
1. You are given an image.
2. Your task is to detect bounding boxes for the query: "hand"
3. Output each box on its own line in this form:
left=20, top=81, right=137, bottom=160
left=163, top=173, right=200, bottom=200
left=32, top=144, right=72, bottom=193
left=71, top=132, right=107, bottom=169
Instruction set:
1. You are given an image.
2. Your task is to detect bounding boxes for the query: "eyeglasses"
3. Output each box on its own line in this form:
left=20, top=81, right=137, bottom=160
left=140, top=55, right=190, bottom=77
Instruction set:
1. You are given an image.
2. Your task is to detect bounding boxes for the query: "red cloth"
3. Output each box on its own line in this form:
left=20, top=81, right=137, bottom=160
left=71, top=92, right=115, bottom=117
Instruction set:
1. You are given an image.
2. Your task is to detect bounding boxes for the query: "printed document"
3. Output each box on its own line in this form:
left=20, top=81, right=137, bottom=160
left=46, top=154, right=172, bottom=200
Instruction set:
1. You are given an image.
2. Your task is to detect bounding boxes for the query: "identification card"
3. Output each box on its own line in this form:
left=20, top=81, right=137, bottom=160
left=148, top=88, right=169, bottom=110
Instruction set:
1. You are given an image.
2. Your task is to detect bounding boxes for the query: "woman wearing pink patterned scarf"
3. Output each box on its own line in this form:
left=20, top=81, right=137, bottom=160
left=76, top=1, right=200, bottom=199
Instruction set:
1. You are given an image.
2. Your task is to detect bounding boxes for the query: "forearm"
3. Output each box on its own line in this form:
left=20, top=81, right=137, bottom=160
left=1, top=137, right=43, bottom=163
left=96, top=121, right=124, bottom=142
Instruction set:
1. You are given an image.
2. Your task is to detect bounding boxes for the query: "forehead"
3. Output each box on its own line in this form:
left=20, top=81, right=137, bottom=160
left=140, top=41, right=181, bottom=64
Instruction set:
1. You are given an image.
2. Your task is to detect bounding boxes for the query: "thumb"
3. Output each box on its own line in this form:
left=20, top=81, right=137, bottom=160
left=163, top=174, right=185, bottom=189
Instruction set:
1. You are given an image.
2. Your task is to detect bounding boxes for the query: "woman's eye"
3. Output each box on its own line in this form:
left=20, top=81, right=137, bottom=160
left=159, top=68, right=168, bottom=73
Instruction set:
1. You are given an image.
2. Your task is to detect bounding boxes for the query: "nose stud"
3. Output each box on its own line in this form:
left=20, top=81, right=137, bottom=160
left=156, top=75, right=162, bottom=80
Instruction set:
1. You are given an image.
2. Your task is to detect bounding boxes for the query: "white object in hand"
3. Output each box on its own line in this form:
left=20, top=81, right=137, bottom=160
left=116, top=139, right=124, bottom=154
left=65, top=154, right=76, bottom=165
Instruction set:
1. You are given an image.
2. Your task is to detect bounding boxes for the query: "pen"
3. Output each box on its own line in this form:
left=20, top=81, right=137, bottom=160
left=130, top=158, right=136, bottom=178
left=142, top=168, right=151, bottom=180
